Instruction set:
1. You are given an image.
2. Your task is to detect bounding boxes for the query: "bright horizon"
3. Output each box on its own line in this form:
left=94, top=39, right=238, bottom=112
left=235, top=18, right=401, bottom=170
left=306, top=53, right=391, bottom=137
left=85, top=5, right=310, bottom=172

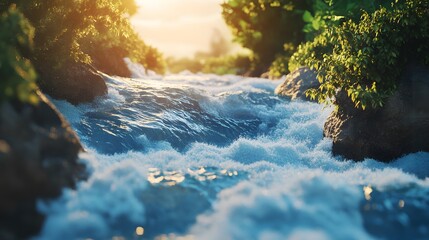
left=131, top=0, right=237, bottom=58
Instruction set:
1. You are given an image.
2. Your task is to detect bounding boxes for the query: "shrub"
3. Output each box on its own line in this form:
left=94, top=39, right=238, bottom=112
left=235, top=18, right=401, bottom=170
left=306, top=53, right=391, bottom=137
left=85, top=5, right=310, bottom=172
left=268, top=43, right=296, bottom=78
left=290, top=0, right=429, bottom=109
left=0, top=5, right=38, bottom=104
left=271, top=0, right=393, bottom=79
left=2, top=0, right=165, bottom=81
left=301, top=0, right=391, bottom=40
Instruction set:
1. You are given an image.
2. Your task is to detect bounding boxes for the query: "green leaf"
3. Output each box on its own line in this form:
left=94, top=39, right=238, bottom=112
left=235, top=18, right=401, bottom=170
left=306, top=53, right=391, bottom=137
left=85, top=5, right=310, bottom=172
left=312, top=20, right=321, bottom=30
left=303, top=24, right=314, bottom=33
left=303, top=11, right=314, bottom=23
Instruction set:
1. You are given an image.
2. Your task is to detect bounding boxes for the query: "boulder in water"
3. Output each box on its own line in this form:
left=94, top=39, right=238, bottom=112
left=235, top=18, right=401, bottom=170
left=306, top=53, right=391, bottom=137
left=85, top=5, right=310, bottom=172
left=324, top=64, right=429, bottom=161
left=38, top=62, right=108, bottom=105
left=275, top=67, right=319, bottom=100
left=0, top=92, right=85, bottom=239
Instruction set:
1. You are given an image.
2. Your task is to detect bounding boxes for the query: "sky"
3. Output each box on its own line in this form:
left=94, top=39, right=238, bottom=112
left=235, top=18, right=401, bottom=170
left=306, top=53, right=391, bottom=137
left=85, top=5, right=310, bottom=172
left=131, top=0, right=235, bottom=58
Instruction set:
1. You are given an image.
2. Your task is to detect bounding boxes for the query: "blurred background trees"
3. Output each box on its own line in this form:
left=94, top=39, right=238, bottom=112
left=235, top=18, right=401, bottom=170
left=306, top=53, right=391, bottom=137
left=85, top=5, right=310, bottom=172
left=222, top=0, right=309, bottom=76
left=166, top=29, right=252, bottom=75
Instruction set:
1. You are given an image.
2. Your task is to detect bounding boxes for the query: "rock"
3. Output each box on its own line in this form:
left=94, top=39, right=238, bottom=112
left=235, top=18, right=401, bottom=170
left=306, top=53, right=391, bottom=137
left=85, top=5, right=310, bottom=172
left=38, top=62, right=108, bottom=105
left=274, top=67, right=319, bottom=100
left=0, top=91, right=85, bottom=239
left=324, top=64, right=429, bottom=161
left=90, top=46, right=132, bottom=78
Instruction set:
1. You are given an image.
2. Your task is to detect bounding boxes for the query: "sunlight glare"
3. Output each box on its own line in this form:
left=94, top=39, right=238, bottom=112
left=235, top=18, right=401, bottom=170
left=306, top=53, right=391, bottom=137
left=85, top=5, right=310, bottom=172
left=363, top=185, right=373, bottom=201
left=131, top=0, right=235, bottom=58
left=136, top=226, right=145, bottom=236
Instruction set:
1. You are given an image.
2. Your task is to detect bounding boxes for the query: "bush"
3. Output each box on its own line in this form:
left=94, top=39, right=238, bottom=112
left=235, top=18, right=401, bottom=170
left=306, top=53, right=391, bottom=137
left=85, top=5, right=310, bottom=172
left=222, top=0, right=309, bottom=75
left=288, top=29, right=335, bottom=73
left=267, top=43, right=296, bottom=78
left=290, top=0, right=429, bottom=109
left=301, top=0, right=391, bottom=40
left=1, top=0, right=165, bottom=83
left=269, top=0, right=393, bottom=79
left=0, top=5, right=38, bottom=104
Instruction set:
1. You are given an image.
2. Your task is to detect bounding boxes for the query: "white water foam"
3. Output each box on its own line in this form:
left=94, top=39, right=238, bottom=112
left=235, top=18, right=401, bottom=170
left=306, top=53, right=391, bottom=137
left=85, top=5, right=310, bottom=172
left=39, top=72, right=429, bottom=239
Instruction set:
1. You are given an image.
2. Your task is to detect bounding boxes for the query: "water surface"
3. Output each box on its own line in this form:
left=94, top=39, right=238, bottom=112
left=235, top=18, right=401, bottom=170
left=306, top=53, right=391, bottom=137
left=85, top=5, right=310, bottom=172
left=39, top=67, right=429, bottom=239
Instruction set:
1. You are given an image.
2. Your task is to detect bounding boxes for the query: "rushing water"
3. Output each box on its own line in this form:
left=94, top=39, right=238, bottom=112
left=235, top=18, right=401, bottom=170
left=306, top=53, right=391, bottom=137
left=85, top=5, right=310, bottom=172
left=38, top=65, right=429, bottom=240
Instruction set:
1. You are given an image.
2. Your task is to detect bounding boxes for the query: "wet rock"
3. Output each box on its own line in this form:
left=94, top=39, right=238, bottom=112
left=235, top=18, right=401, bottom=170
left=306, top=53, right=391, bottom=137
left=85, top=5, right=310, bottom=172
left=275, top=67, right=319, bottom=100
left=0, top=92, right=85, bottom=239
left=324, top=64, right=429, bottom=161
left=38, top=62, right=108, bottom=105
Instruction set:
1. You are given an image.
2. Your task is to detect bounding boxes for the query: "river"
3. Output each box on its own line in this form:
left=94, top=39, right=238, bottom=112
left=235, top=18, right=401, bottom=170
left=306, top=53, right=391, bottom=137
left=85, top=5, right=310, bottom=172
left=37, top=64, right=429, bottom=239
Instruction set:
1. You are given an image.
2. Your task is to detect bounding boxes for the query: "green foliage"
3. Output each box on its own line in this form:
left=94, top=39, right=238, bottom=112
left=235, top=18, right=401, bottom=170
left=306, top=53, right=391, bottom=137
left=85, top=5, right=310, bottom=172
left=167, top=57, right=204, bottom=74
left=167, top=54, right=253, bottom=75
left=134, top=44, right=166, bottom=75
left=268, top=55, right=290, bottom=78
left=80, top=20, right=166, bottom=75
left=222, top=0, right=309, bottom=74
left=288, top=29, right=334, bottom=73
left=202, top=54, right=253, bottom=75
left=268, top=43, right=296, bottom=78
left=2, top=0, right=165, bottom=82
left=269, top=0, right=393, bottom=79
left=301, top=0, right=391, bottom=40
left=166, top=57, right=204, bottom=73
left=291, top=0, right=429, bottom=110
left=0, top=5, right=38, bottom=104
left=167, top=54, right=253, bottom=76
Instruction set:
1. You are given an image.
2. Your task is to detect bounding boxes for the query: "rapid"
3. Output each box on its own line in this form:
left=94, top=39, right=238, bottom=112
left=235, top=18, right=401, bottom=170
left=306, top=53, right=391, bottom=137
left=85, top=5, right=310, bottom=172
left=37, top=63, right=429, bottom=240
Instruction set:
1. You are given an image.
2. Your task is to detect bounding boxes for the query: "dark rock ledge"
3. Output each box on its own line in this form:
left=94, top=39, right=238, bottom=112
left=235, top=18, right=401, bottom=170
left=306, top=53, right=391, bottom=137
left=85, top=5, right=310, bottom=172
left=325, top=64, right=429, bottom=161
left=38, top=62, right=108, bottom=105
left=276, top=64, right=429, bottom=162
left=0, top=91, right=85, bottom=239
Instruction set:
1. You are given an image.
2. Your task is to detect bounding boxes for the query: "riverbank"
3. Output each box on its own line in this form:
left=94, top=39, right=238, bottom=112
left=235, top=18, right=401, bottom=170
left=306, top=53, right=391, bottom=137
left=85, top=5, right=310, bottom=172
left=0, top=91, right=85, bottom=239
